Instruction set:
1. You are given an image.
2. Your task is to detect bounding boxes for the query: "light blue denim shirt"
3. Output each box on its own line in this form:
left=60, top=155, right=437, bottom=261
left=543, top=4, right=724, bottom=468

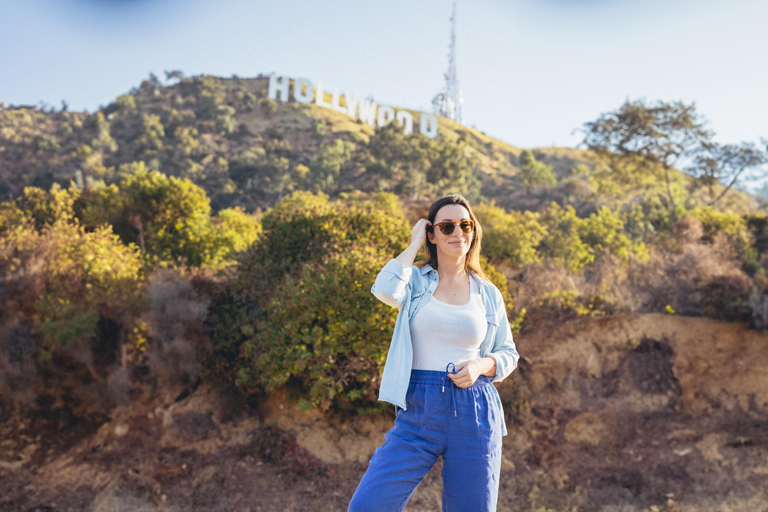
left=371, top=258, right=520, bottom=436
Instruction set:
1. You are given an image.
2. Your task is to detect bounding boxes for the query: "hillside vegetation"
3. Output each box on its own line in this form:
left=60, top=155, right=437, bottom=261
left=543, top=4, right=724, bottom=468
left=1, top=74, right=761, bottom=213
left=1, top=73, right=768, bottom=511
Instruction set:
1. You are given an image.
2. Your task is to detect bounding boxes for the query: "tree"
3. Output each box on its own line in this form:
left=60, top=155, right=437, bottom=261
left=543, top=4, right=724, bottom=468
left=426, top=136, right=481, bottom=202
left=76, top=162, right=258, bottom=267
left=230, top=139, right=299, bottom=198
left=114, top=94, right=137, bottom=113
left=135, top=113, right=165, bottom=154
left=687, top=141, right=768, bottom=207
left=518, top=150, right=556, bottom=195
left=164, top=70, right=184, bottom=82
left=147, top=73, right=161, bottom=89
left=368, top=123, right=432, bottom=197
left=310, top=139, right=354, bottom=194
left=581, top=99, right=712, bottom=214
left=88, top=111, right=118, bottom=153
left=367, top=123, right=480, bottom=201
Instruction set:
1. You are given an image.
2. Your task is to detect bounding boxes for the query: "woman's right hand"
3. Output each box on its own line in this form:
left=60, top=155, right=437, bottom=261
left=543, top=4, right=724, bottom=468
left=410, top=218, right=431, bottom=249
left=395, top=219, right=431, bottom=267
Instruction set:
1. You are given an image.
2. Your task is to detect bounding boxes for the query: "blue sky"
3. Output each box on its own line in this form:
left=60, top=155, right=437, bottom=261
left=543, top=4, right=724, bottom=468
left=2, top=0, right=766, bottom=152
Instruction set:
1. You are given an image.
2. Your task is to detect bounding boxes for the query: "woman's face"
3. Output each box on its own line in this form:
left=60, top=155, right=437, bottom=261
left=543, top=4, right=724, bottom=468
left=428, top=204, right=474, bottom=262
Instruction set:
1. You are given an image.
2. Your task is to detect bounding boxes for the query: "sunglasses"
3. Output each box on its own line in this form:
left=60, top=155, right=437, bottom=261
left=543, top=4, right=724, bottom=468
left=429, top=219, right=475, bottom=235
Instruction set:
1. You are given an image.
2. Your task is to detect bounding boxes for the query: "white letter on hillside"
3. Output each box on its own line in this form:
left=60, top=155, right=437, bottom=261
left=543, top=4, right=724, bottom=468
left=377, top=106, right=395, bottom=127
left=294, top=78, right=314, bottom=103
left=315, top=83, right=333, bottom=108
left=344, top=92, right=360, bottom=119
left=331, top=88, right=346, bottom=114
left=396, top=111, right=413, bottom=135
left=358, top=99, right=377, bottom=126
left=420, top=113, right=438, bottom=139
left=268, top=75, right=290, bottom=102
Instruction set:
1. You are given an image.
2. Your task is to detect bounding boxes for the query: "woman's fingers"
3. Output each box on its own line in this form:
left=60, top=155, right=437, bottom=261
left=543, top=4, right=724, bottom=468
left=410, top=218, right=431, bottom=248
left=447, top=361, right=480, bottom=388
left=447, top=367, right=472, bottom=388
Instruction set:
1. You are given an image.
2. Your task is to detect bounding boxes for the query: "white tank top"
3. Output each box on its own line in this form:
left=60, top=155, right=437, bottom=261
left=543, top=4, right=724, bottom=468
left=410, top=277, right=487, bottom=371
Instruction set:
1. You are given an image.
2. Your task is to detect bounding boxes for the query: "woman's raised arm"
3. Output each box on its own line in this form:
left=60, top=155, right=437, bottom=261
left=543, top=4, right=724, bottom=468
left=371, top=218, right=431, bottom=308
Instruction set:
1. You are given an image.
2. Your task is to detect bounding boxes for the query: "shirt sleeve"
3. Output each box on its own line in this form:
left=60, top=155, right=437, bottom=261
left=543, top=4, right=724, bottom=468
left=487, top=286, right=520, bottom=383
left=371, top=258, right=414, bottom=309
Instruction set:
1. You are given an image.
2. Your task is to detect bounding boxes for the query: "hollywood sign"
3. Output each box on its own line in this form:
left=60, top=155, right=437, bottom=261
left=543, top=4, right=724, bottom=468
left=268, top=75, right=439, bottom=139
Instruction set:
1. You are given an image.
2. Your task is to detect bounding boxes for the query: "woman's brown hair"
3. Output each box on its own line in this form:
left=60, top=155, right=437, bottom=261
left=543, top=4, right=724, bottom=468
left=417, top=194, right=487, bottom=280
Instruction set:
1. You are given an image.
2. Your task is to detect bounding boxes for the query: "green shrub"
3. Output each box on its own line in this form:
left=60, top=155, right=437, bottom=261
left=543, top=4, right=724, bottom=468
left=221, top=192, right=409, bottom=413
left=480, top=253, right=525, bottom=333
left=16, top=184, right=80, bottom=231
left=210, top=207, right=262, bottom=258
left=114, top=94, right=137, bottom=112
left=242, top=91, right=258, bottom=111
left=243, top=245, right=397, bottom=413
left=621, top=203, right=656, bottom=244
left=33, top=134, right=60, bottom=152
left=474, top=201, right=545, bottom=268
left=538, top=203, right=594, bottom=273
left=217, top=191, right=519, bottom=413
left=579, top=206, right=649, bottom=263
left=518, top=150, right=556, bottom=194
left=216, top=105, right=236, bottom=135
left=88, top=111, right=118, bottom=153
left=312, top=118, right=328, bottom=137
left=258, top=97, right=277, bottom=115
left=687, top=207, right=755, bottom=261
left=135, top=113, right=165, bottom=153
left=0, top=198, right=145, bottom=416
left=539, top=290, right=613, bottom=318
left=194, top=76, right=227, bottom=119
left=75, top=162, right=258, bottom=268
left=476, top=201, right=648, bottom=272
left=31, top=220, right=145, bottom=347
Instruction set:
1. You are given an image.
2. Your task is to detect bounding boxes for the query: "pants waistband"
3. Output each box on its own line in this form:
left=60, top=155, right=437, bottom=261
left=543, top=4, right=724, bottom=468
left=409, top=369, right=490, bottom=387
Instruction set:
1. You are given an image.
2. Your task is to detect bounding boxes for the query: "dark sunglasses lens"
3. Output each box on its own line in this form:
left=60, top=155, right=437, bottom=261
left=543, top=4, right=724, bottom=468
left=460, top=220, right=474, bottom=233
left=438, top=223, right=455, bottom=235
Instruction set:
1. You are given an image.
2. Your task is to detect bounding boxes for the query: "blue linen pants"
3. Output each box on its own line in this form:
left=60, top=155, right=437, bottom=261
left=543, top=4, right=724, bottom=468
left=348, top=369, right=503, bottom=512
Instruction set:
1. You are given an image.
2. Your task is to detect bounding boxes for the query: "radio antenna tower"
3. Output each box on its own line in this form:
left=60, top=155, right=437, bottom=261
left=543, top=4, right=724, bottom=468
left=432, top=1, right=463, bottom=124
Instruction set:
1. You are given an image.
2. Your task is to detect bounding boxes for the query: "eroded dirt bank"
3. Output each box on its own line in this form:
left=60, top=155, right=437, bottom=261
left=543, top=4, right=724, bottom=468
left=2, top=313, right=768, bottom=511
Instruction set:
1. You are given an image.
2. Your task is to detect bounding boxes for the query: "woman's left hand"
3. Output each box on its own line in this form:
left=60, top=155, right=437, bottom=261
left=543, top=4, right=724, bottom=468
left=447, top=358, right=493, bottom=388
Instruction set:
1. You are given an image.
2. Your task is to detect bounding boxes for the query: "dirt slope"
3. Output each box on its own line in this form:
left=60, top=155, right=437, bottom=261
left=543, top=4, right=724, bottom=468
left=2, top=313, right=767, bottom=511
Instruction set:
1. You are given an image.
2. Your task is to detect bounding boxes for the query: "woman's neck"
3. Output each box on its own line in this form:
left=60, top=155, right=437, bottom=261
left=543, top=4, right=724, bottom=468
left=437, top=257, right=467, bottom=282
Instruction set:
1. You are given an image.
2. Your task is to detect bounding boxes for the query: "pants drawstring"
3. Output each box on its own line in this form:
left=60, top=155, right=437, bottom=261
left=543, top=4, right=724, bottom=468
left=442, top=362, right=458, bottom=417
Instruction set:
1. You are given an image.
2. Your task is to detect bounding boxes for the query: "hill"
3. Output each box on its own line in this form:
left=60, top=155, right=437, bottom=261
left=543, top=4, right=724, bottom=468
left=0, top=74, right=760, bottom=215
left=2, top=73, right=768, bottom=512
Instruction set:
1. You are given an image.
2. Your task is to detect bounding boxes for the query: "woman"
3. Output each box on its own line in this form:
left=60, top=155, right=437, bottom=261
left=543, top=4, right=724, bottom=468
left=349, top=194, right=519, bottom=512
